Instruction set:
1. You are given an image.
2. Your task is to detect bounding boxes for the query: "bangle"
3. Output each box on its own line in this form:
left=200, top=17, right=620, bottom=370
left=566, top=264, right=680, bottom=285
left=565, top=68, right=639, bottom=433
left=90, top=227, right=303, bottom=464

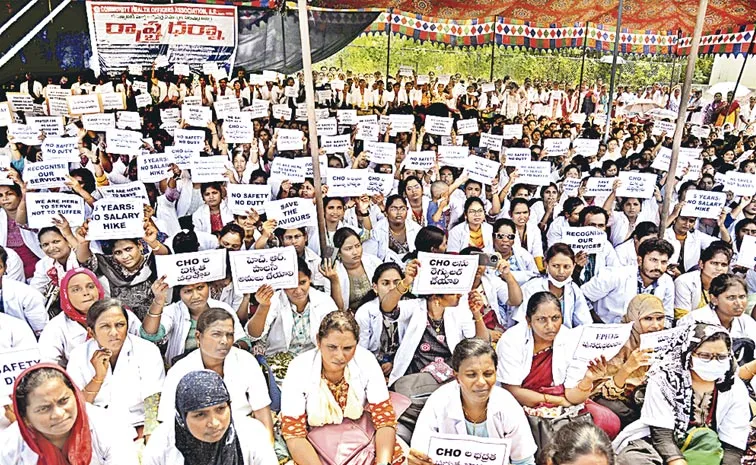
left=149, top=242, right=162, bottom=251
left=543, top=394, right=548, bottom=404
left=91, top=377, right=105, bottom=384
left=577, top=381, right=593, bottom=392
left=395, top=280, right=409, bottom=295
left=146, top=312, right=163, bottom=318
left=84, top=388, right=100, bottom=395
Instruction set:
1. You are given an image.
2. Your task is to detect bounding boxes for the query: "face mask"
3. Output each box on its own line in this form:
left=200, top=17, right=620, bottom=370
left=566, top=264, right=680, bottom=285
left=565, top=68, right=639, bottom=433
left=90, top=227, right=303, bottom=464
left=691, top=356, right=729, bottom=382
left=548, top=274, right=572, bottom=289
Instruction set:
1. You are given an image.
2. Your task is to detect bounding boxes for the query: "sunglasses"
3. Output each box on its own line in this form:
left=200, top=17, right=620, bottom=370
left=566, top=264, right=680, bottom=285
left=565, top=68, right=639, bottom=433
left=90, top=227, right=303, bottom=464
left=495, top=233, right=516, bottom=240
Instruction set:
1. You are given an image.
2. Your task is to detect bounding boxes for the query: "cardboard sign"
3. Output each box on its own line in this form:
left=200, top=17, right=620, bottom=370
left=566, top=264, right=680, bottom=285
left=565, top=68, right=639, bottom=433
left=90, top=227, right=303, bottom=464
left=317, top=118, right=338, bottom=136
left=269, top=104, right=290, bottom=120
left=479, top=133, right=504, bottom=152
left=316, top=89, right=332, bottom=103
left=480, top=82, right=495, bottom=93
left=366, top=172, right=394, bottom=196
left=412, top=252, right=479, bottom=295
left=327, top=168, right=369, bottom=197
left=562, top=177, right=582, bottom=196
left=264, top=198, right=317, bottom=229
left=155, top=249, right=228, bottom=287
left=681, top=190, right=726, bottom=219
left=138, top=153, right=173, bottom=183
left=222, top=113, right=253, bottom=144
left=173, top=64, right=190, bottom=76
left=7, top=93, right=34, bottom=112
left=456, top=119, right=478, bottom=135
left=181, top=104, right=211, bottom=127
left=247, top=99, right=270, bottom=120
left=99, top=181, right=149, bottom=202
left=82, top=113, right=116, bottom=132
left=416, top=75, right=430, bottom=85
left=23, top=161, right=68, bottom=189
left=276, top=129, right=304, bottom=151
left=174, top=129, right=206, bottom=150
left=27, top=116, right=63, bottom=137
left=106, top=128, right=143, bottom=155
left=356, top=122, right=380, bottom=142
left=315, top=108, right=331, bottom=121
left=367, top=142, right=397, bottom=165
left=572, top=138, right=600, bottom=156
left=437, top=146, right=468, bottom=168
left=0, top=348, right=41, bottom=398
left=543, top=138, right=571, bottom=157
left=736, top=235, right=756, bottom=269
left=163, top=145, right=197, bottom=170
left=87, top=198, right=144, bottom=240
left=134, top=93, right=152, bottom=109
left=191, top=156, right=229, bottom=183
left=616, top=172, right=657, bottom=199
left=652, top=119, right=676, bottom=136
left=724, top=172, right=756, bottom=197
left=504, top=148, right=531, bottom=167
left=67, top=94, right=102, bottom=115
left=640, top=327, right=687, bottom=363
left=464, top=156, right=500, bottom=185
left=230, top=247, right=299, bottom=293
left=502, top=124, right=523, bottom=140
left=389, top=114, right=414, bottom=133
left=116, top=111, right=141, bottom=130
left=515, top=161, right=551, bottom=186
left=428, top=434, right=510, bottom=465
left=8, top=123, right=42, bottom=146
left=402, top=151, right=435, bottom=171
left=214, top=98, right=241, bottom=121
left=592, top=113, right=607, bottom=126
left=585, top=177, right=617, bottom=197
left=691, top=125, right=709, bottom=139
left=41, top=137, right=79, bottom=162
left=321, top=134, right=351, bottom=154
left=572, top=323, right=633, bottom=362
left=562, top=226, right=607, bottom=253
left=226, top=184, right=270, bottom=215
left=337, top=109, right=358, bottom=126
left=424, top=115, right=453, bottom=136
left=399, top=65, right=414, bottom=77
left=679, top=147, right=703, bottom=160
left=26, top=193, right=85, bottom=229
left=270, top=157, right=307, bottom=183
left=131, top=81, right=147, bottom=95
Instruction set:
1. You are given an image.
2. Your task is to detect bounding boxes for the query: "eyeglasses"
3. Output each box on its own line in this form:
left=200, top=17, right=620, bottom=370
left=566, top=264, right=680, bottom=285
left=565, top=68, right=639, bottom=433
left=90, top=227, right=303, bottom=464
left=495, top=233, right=516, bottom=240
left=283, top=234, right=304, bottom=241
left=467, top=209, right=485, bottom=215
left=693, top=352, right=730, bottom=362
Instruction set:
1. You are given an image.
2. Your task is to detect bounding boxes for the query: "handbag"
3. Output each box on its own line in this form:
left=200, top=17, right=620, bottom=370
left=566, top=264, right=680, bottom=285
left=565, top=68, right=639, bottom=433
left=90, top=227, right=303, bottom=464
left=526, top=411, right=593, bottom=451
left=679, top=389, right=723, bottom=465
left=307, top=392, right=410, bottom=465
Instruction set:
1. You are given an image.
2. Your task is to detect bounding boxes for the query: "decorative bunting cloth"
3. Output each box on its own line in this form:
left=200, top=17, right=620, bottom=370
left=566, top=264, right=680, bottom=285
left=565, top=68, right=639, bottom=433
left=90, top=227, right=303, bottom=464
left=677, top=24, right=756, bottom=56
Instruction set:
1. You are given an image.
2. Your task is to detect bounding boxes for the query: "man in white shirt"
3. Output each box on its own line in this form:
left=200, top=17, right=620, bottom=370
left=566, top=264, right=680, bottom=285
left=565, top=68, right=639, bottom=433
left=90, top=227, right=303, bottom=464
left=569, top=206, right=618, bottom=285
left=664, top=213, right=731, bottom=276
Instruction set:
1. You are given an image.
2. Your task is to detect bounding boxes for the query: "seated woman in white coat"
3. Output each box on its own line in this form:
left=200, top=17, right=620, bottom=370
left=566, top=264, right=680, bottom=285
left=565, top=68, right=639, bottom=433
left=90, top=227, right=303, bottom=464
left=409, top=338, right=538, bottom=465
left=0, top=246, right=47, bottom=336
left=247, top=257, right=338, bottom=383
left=447, top=197, right=494, bottom=253
left=363, top=194, right=421, bottom=266
left=67, top=298, right=165, bottom=440
left=513, top=243, right=592, bottom=328
left=674, top=241, right=732, bottom=321
left=492, top=218, right=540, bottom=286
left=1, top=364, right=138, bottom=465
left=321, top=227, right=382, bottom=312
left=144, top=370, right=278, bottom=465
left=614, top=221, right=658, bottom=267
left=159, top=308, right=274, bottom=441
left=191, top=181, right=234, bottom=234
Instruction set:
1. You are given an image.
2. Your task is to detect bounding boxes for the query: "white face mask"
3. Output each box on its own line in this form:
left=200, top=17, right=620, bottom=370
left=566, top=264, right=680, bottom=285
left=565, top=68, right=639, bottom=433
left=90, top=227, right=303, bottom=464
left=548, top=274, right=572, bottom=289
left=691, top=356, right=730, bottom=382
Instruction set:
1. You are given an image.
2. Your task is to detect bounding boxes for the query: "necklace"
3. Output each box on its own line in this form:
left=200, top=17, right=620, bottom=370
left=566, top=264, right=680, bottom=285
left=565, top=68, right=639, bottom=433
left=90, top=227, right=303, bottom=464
left=428, top=314, right=444, bottom=334
left=462, top=405, right=488, bottom=436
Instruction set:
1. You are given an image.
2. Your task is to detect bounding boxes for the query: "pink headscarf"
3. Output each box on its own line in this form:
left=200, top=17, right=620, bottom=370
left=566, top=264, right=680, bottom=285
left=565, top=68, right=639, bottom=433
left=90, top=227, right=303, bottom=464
left=58, top=268, right=104, bottom=326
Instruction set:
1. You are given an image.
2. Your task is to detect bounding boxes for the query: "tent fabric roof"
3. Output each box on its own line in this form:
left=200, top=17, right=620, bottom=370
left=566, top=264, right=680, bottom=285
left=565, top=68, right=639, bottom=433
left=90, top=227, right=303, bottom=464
left=311, top=0, right=756, bottom=34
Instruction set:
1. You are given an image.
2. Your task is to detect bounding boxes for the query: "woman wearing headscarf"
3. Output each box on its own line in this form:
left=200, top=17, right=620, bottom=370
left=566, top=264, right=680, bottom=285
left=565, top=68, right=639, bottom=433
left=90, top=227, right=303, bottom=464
left=0, top=363, right=138, bottom=464
left=614, top=323, right=750, bottom=465
left=38, top=268, right=141, bottom=368
left=143, top=370, right=278, bottom=465
left=591, top=295, right=666, bottom=428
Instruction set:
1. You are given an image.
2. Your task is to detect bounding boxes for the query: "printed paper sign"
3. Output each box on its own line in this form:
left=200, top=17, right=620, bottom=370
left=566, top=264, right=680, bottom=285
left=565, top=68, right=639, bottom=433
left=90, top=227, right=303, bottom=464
left=402, top=151, right=435, bottom=171
left=652, top=119, right=676, bottom=136
left=356, top=122, right=379, bottom=142
left=270, top=157, right=306, bottom=183
left=724, top=171, right=756, bottom=197
left=181, top=104, right=211, bottom=127
left=315, top=108, right=331, bottom=121
left=424, top=115, right=453, bottom=136
left=174, top=129, right=205, bottom=150
left=106, top=128, right=143, bottom=155
left=456, top=119, right=478, bottom=135
left=515, top=161, right=551, bottom=186
left=26, top=193, right=85, bottom=229
left=736, top=235, right=756, bottom=269
left=247, top=99, right=270, bottom=120
left=116, top=111, right=141, bottom=130
left=479, top=133, right=504, bottom=152
left=543, top=138, right=571, bottom=156
left=437, top=146, right=468, bottom=168
left=138, top=153, right=173, bottom=183
left=327, top=168, right=369, bottom=197
left=337, top=110, right=358, bottom=126
left=317, top=118, right=337, bottom=136
left=389, top=114, right=414, bottom=133
left=321, top=134, right=351, bottom=154
left=174, top=64, right=191, bottom=76
left=165, top=145, right=198, bottom=170
left=6, top=93, right=34, bottom=113
left=681, top=190, right=726, bottom=219
left=227, top=184, right=270, bottom=215
left=0, top=102, right=12, bottom=127
left=416, top=75, right=430, bottom=85
left=23, top=161, right=69, bottom=189
left=679, top=147, right=703, bottom=160
left=691, top=125, right=709, bottom=139
left=230, top=247, right=298, bottom=293
left=41, top=137, right=79, bottom=162
left=82, top=113, right=116, bottom=132
left=367, top=142, right=397, bottom=165
left=67, top=94, right=101, bottom=115
left=222, top=113, right=253, bottom=144
left=0, top=348, right=41, bottom=398
left=464, top=156, right=500, bottom=185
left=214, top=98, right=241, bottom=121
left=480, top=82, right=495, bottom=93
left=640, top=327, right=687, bottom=363
left=87, top=198, right=144, bottom=240
left=412, top=252, right=479, bottom=295
left=584, top=177, right=617, bottom=197
left=155, top=249, right=227, bottom=287
left=562, top=226, right=607, bottom=253
left=316, top=89, right=332, bottom=103
left=616, top=172, right=657, bottom=199
left=428, top=434, right=510, bottom=465
left=504, top=148, right=531, bottom=167
left=562, top=177, right=582, bottom=196
left=276, top=129, right=304, bottom=151
left=502, top=124, right=523, bottom=140
left=399, top=66, right=414, bottom=77
left=592, top=113, right=607, bottom=126
left=99, top=181, right=149, bottom=202
left=572, top=138, right=600, bottom=156
left=27, top=116, right=63, bottom=137
left=8, top=124, right=42, bottom=146
left=271, top=104, right=292, bottom=120
left=366, top=173, right=394, bottom=196
left=191, top=156, right=229, bottom=183
left=264, top=198, right=317, bottom=229
left=572, top=323, right=633, bottom=362
left=134, top=93, right=152, bottom=109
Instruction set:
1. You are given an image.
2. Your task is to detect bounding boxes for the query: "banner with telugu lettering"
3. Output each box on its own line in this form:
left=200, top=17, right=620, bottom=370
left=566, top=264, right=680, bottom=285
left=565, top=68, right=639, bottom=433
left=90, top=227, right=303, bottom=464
left=86, top=2, right=237, bottom=77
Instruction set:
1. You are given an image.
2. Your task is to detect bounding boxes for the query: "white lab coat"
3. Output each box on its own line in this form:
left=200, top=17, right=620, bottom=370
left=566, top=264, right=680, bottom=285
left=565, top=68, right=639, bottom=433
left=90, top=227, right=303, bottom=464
left=28, top=252, right=81, bottom=295
left=614, top=239, right=638, bottom=267
left=581, top=265, right=675, bottom=324
left=412, top=382, right=538, bottom=463
left=0, top=404, right=138, bottom=465
left=388, top=298, right=476, bottom=386
left=0, top=210, right=44, bottom=258
left=513, top=276, right=592, bottom=328
left=2, top=247, right=24, bottom=282
left=673, top=271, right=707, bottom=314
left=503, top=246, right=541, bottom=286
left=447, top=221, right=494, bottom=254
left=1, top=277, right=48, bottom=335
left=250, top=288, right=338, bottom=357
left=546, top=216, right=568, bottom=248
left=325, top=253, right=382, bottom=310
left=678, top=305, right=756, bottom=344
left=664, top=227, right=719, bottom=273
left=354, top=298, right=414, bottom=354
left=158, top=347, right=270, bottom=423
left=0, top=312, right=37, bottom=351
left=363, top=218, right=421, bottom=265
left=67, top=335, right=165, bottom=427
left=515, top=222, right=544, bottom=260
left=191, top=201, right=235, bottom=234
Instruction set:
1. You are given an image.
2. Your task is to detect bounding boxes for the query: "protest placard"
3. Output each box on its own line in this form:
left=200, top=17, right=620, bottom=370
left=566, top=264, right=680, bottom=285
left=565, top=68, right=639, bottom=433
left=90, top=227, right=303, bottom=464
left=316, top=89, right=332, bottom=104
left=106, top=128, right=143, bottom=155
left=27, top=116, right=63, bottom=137
left=41, top=137, right=79, bottom=162
left=214, top=98, right=241, bottom=121
left=562, top=177, right=582, bottom=196
left=724, top=171, right=756, bottom=197
left=327, top=168, right=369, bottom=197
left=283, top=86, right=297, bottom=98
left=134, top=93, right=152, bottom=109
left=138, top=153, right=173, bottom=183
left=82, top=113, right=116, bottom=132
left=389, top=114, right=414, bottom=133
left=515, top=161, right=551, bottom=186
left=270, top=157, right=307, bottom=183
left=562, top=227, right=607, bottom=253
left=7, top=93, right=34, bottom=113
left=315, top=108, right=331, bottom=121
left=366, top=172, right=394, bottom=196
left=264, top=198, right=317, bottom=229
left=191, top=156, right=229, bottom=183
left=156, top=249, right=227, bottom=287
left=571, top=113, right=587, bottom=125
left=428, top=434, right=510, bottom=465
left=276, top=129, right=304, bottom=151
left=572, top=323, right=633, bottom=362
left=737, top=234, right=756, bottom=269
left=399, top=65, right=414, bottom=77
left=222, top=113, right=253, bottom=144
left=23, top=161, right=68, bottom=189
left=245, top=99, right=270, bottom=120
left=131, top=81, right=147, bottom=95
left=230, top=247, right=299, bottom=293
left=0, top=348, right=41, bottom=398
left=440, top=135, right=464, bottom=146
left=181, top=104, right=211, bottom=127
left=543, top=138, right=571, bottom=156
left=652, top=119, right=676, bottom=136
left=87, top=198, right=144, bottom=240
left=116, top=111, right=141, bottom=130
left=679, top=147, right=703, bottom=160
left=46, top=86, right=71, bottom=116
left=270, top=104, right=291, bottom=121
left=437, top=145, right=469, bottom=168
left=25, top=193, right=85, bottom=229
left=681, top=190, right=726, bottom=219
left=456, top=119, right=478, bottom=135
left=479, top=133, right=504, bottom=152
left=337, top=110, right=358, bottom=126
left=165, top=145, right=198, bottom=170
left=322, top=134, right=351, bottom=154
left=412, top=252, right=479, bottom=295
left=480, top=82, right=495, bottom=93
left=367, top=142, right=397, bottom=165
left=226, top=184, right=270, bottom=215
left=0, top=102, right=12, bottom=126
left=585, top=177, right=618, bottom=197
left=356, top=122, right=380, bottom=142
left=262, top=70, right=279, bottom=82
left=67, top=94, right=101, bottom=115
left=174, top=129, right=205, bottom=150
left=99, top=181, right=149, bottom=203
left=502, top=124, right=523, bottom=140
left=294, top=104, right=308, bottom=122
left=691, top=125, right=710, bottom=139
left=416, top=75, right=430, bottom=85
left=572, top=138, right=600, bottom=156
left=402, top=151, right=435, bottom=171
left=464, top=156, right=500, bottom=185
left=316, top=118, right=338, bottom=136
left=424, top=115, right=454, bottom=136
left=683, top=158, right=703, bottom=182
left=504, top=148, right=531, bottom=167
left=592, top=113, right=607, bottom=126
left=616, top=172, right=657, bottom=199
left=8, top=124, right=42, bottom=146
left=640, top=327, right=687, bottom=363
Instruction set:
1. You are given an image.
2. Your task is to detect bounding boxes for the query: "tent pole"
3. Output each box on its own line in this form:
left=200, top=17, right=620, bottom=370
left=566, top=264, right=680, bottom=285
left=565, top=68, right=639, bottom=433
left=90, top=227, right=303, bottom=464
left=577, top=21, right=589, bottom=113
left=0, top=0, right=70, bottom=70
left=297, top=0, right=328, bottom=255
left=666, top=32, right=680, bottom=108
left=725, top=24, right=756, bottom=117
left=386, top=10, right=392, bottom=80
left=281, top=12, right=288, bottom=70
left=0, top=0, right=39, bottom=37
left=489, top=41, right=496, bottom=81
left=659, top=0, right=709, bottom=236
left=603, top=0, right=624, bottom=143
